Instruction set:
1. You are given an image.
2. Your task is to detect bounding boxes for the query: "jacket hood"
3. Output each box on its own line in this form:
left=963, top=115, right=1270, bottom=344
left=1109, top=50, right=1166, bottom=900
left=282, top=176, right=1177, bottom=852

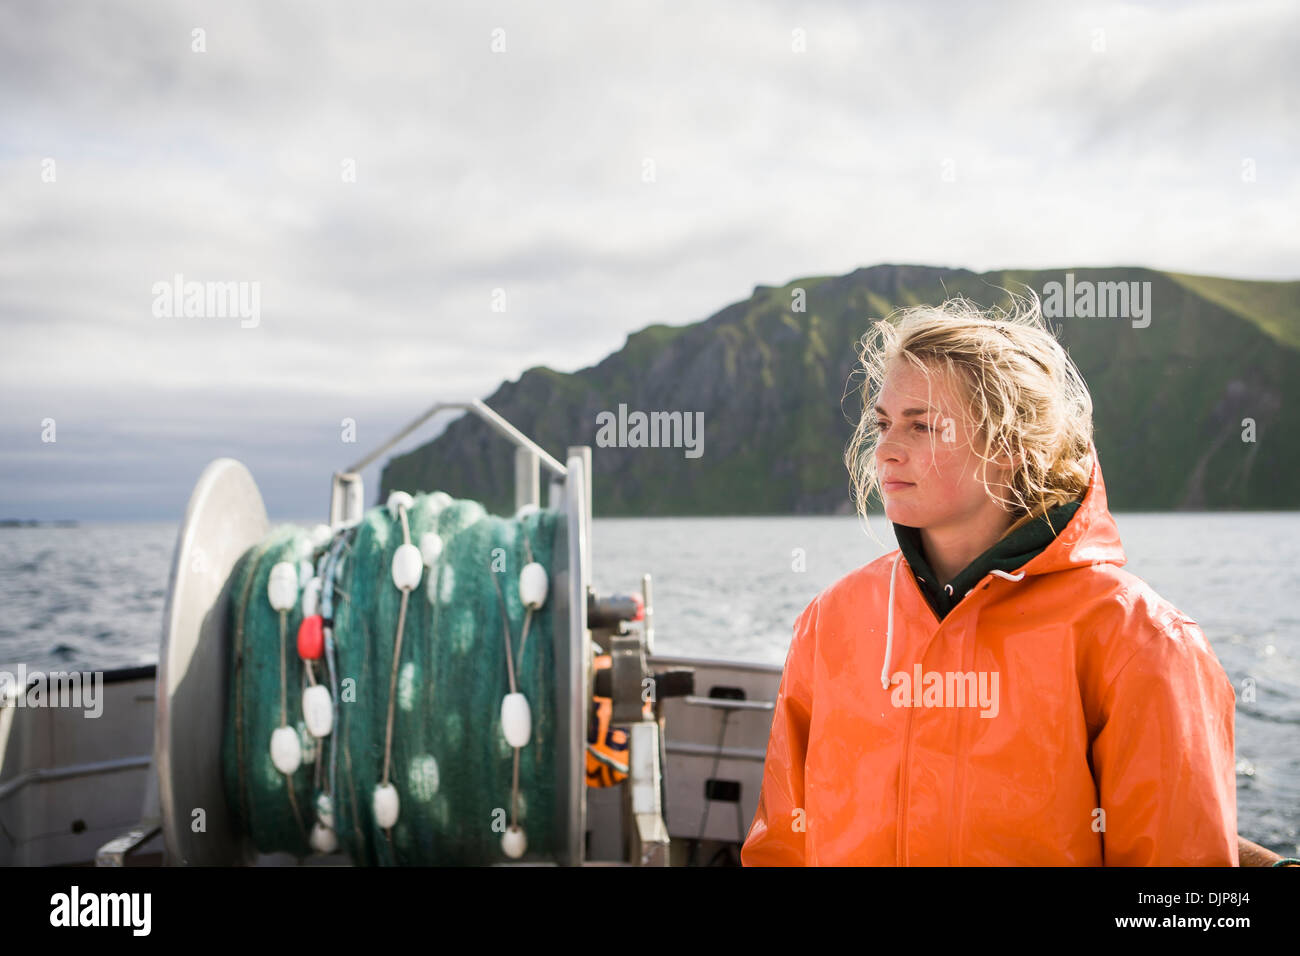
left=1018, top=443, right=1125, bottom=575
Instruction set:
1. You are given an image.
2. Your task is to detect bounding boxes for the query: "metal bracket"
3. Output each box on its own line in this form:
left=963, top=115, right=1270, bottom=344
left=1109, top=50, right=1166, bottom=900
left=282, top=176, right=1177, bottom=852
left=626, top=722, right=670, bottom=866
left=609, top=633, right=650, bottom=725
left=96, top=825, right=162, bottom=867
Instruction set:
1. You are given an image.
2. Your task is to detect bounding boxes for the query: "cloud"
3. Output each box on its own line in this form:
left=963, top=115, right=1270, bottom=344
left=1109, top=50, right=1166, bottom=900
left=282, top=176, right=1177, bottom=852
left=0, top=0, right=1296, bottom=518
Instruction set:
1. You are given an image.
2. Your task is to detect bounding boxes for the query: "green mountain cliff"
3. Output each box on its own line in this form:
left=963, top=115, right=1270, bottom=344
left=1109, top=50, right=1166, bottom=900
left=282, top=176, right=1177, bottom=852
left=380, top=264, right=1300, bottom=516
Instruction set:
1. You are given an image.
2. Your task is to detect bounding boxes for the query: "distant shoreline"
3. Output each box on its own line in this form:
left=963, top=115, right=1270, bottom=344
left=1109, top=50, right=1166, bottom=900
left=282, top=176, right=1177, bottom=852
left=0, top=519, right=79, bottom=528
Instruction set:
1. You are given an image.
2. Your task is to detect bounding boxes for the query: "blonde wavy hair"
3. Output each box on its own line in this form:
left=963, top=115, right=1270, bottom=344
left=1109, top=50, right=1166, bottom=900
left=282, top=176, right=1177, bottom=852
left=843, top=289, right=1094, bottom=537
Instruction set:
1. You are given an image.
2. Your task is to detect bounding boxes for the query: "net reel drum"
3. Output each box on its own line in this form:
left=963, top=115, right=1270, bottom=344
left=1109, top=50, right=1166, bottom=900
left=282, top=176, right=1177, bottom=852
left=154, top=399, right=670, bottom=865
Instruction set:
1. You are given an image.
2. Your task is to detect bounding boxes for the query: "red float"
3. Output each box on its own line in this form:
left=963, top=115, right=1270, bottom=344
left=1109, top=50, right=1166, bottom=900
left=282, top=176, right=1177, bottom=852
left=297, top=614, right=324, bottom=660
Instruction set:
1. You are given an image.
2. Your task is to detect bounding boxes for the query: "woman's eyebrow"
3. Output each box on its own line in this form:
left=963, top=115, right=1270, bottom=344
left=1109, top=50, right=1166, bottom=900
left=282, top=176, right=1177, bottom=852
left=874, top=405, right=933, bottom=417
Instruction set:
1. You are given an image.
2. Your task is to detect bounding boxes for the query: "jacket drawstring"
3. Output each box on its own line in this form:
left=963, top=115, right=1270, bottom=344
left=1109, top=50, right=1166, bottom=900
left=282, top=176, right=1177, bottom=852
left=881, top=552, right=902, bottom=689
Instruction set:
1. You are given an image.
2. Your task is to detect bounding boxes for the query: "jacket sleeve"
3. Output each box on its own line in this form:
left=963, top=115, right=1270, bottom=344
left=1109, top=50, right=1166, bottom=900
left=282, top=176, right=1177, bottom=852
left=741, top=597, right=818, bottom=866
left=1090, top=614, right=1239, bottom=866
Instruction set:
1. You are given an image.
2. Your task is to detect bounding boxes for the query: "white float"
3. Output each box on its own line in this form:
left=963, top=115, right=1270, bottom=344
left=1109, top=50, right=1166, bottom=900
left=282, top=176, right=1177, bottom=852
left=267, top=562, right=299, bottom=612
left=386, top=491, right=414, bottom=519
left=519, top=562, right=548, bottom=610
left=502, top=825, right=527, bottom=858
left=301, top=576, right=322, bottom=618
left=419, top=531, right=444, bottom=567
left=501, top=692, right=532, bottom=748
left=310, top=823, right=338, bottom=854
left=392, top=544, right=423, bottom=591
left=302, top=684, right=334, bottom=738
left=270, top=725, right=301, bottom=774
left=373, top=782, right=400, bottom=828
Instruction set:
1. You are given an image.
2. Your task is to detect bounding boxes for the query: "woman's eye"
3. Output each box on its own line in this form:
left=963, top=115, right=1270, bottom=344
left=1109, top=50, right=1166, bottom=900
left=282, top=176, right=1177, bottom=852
left=874, top=420, right=888, bottom=432
left=912, top=422, right=930, bottom=433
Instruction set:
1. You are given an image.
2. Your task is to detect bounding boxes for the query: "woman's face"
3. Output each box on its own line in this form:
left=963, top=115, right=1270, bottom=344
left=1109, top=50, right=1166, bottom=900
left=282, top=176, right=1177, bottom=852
left=872, top=358, right=1010, bottom=531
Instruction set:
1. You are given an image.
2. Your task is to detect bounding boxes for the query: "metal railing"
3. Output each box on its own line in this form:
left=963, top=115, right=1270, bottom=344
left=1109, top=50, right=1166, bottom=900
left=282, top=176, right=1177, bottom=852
left=330, top=398, right=569, bottom=526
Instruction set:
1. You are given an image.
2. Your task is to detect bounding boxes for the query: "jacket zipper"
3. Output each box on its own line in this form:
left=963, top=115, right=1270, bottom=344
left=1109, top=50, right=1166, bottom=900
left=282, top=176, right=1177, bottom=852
left=948, top=615, right=979, bottom=864
left=894, top=559, right=995, bottom=866
left=896, top=705, right=916, bottom=866
left=895, top=564, right=938, bottom=866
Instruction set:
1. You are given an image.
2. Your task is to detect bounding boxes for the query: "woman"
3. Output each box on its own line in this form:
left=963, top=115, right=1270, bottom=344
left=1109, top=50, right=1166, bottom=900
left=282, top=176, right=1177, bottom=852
left=741, top=295, right=1239, bottom=866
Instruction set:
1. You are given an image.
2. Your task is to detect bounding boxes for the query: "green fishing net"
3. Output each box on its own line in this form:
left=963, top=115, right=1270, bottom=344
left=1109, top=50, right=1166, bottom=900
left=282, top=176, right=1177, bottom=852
left=220, top=492, right=561, bottom=864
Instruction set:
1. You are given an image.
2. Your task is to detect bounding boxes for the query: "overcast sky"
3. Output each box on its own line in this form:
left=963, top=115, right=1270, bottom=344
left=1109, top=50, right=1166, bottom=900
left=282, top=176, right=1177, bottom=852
left=2, top=0, right=1297, bottom=521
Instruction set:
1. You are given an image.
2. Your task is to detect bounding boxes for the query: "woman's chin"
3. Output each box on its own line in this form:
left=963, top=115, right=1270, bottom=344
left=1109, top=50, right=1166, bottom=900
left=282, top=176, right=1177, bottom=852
left=883, top=502, right=923, bottom=527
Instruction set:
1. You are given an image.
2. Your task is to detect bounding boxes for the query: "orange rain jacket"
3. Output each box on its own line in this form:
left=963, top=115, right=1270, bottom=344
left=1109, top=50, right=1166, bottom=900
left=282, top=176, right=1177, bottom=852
left=742, top=449, right=1239, bottom=866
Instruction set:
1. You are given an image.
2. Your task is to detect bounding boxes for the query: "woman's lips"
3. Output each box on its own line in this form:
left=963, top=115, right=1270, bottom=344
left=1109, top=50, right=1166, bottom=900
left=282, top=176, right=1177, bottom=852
left=882, top=481, right=915, bottom=493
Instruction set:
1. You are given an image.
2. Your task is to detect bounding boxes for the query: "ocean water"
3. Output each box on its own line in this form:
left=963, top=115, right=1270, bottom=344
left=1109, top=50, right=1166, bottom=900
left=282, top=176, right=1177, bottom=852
left=1, top=513, right=1296, bottom=854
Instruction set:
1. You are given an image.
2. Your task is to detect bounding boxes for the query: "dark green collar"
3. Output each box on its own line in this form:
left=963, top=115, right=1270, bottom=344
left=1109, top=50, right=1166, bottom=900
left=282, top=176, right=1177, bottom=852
left=893, top=501, right=1081, bottom=620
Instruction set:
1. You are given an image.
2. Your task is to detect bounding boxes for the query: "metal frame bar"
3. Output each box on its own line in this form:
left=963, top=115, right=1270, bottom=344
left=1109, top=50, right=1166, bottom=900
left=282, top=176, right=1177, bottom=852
left=682, top=695, right=775, bottom=712
left=646, top=653, right=782, bottom=676
left=664, top=741, right=768, bottom=762
left=0, top=755, right=152, bottom=802
left=558, top=451, right=590, bottom=865
left=342, top=399, right=567, bottom=477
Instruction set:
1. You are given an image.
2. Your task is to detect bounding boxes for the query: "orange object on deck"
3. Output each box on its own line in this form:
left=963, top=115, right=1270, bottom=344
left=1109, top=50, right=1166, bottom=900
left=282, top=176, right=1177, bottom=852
left=586, top=654, right=629, bottom=787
